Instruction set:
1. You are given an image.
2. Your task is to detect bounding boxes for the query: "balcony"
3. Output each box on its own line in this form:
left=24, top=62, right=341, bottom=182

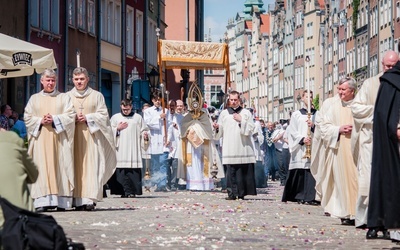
left=355, top=24, right=368, bottom=36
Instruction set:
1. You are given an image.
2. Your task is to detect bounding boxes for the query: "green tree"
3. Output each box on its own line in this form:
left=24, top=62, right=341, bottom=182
left=313, top=93, right=320, bottom=110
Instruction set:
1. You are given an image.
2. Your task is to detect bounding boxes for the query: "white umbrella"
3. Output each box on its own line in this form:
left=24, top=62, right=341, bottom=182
left=0, top=33, right=57, bottom=78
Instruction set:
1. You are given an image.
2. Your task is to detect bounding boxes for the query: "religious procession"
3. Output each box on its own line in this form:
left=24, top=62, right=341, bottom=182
left=1, top=46, right=400, bottom=245
left=1, top=39, right=400, bottom=249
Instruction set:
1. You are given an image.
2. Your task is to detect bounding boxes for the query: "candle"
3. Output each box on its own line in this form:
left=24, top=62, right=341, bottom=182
left=76, top=50, right=81, bottom=68
left=305, top=56, right=311, bottom=113
left=160, top=83, right=165, bottom=99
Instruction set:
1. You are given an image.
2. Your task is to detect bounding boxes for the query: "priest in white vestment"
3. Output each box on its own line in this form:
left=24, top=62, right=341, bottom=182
left=24, top=69, right=76, bottom=211
left=350, top=50, right=398, bottom=229
left=110, top=99, right=149, bottom=197
left=68, top=67, right=117, bottom=210
left=318, top=77, right=359, bottom=225
left=177, top=107, right=224, bottom=191
left=311, top=96, right=337, bottom=207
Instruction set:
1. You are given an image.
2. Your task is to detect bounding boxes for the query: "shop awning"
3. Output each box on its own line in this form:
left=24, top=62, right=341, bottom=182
left=0, top=33, right=57, bottom=78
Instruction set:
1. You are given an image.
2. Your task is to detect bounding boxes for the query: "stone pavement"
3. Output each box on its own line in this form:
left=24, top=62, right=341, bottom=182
left=49, top=182, right=398, bottom=249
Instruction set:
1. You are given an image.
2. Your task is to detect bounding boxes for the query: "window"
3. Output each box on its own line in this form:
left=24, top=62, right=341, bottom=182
left=370, top=8, right=374, bottom=36
left=210, top=85, right=222, bottom=105
left=147, top=20, right=157, bottom=66
left=300, top=37, right=304, bottom=55
left=397, top=2, right=400, bottom=19
left=101, top=0, right=122, bottom=45
left=41, top=0, right=50, bottom=31
left=273, top=75, right=279, bottom=97
left=380, top=2, right=384, bottom=28
left=88, top=1, right=95, bottom=35
left=136, top=10, right=144, bottom=58
left=31, top=0, right=39, bottom=27
left=31, top=0, right=60, bottom=35
left=114, top=3, right=121, bottom=45
left=360, top=41, right=364, bottom=67
left=51, top=0, right=59, bottom=33
left=306, top=22, right=313, bottom=39
left=77, top=0, right=86, bottom=30
left=107, top=1, right=113, bottom=41
left=360, top=8, right=364, bottom=26
left=126, top=6, right=134, bottom=56
left=68, top=0, right=76, bottom=27
left=279, top=50, right=284, bottom=70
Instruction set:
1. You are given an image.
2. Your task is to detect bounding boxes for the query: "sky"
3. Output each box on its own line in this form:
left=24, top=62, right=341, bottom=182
left=204, top=0, right=274, bottom=43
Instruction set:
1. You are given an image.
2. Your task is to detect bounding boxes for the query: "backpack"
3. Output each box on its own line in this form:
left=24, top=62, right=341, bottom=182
left=0, top=196, right=68, bottom=250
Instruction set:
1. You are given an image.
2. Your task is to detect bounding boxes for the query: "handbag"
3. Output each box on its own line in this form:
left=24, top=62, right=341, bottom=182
left=0, top=196, right=68, bottom=250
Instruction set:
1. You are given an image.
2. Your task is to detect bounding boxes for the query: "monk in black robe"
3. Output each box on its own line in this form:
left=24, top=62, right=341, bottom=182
left=367, top=60, right=400, bottom=239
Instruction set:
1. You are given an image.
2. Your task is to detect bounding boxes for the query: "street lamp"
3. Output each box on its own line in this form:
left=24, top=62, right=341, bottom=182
left=147, top=67, right=159, bottom=92
left=217, top=89, right=225, bottom=108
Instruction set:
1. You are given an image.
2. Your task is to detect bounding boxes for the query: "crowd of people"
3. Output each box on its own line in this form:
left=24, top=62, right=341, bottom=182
left=1, top=47, right=399, bottom=243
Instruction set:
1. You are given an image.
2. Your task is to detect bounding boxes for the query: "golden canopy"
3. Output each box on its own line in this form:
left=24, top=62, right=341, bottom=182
left=158, top=39, right=229, bottom=71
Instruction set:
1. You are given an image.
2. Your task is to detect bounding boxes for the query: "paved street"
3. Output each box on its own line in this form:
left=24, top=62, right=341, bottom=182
left=49, top=182, right=397, bottom=249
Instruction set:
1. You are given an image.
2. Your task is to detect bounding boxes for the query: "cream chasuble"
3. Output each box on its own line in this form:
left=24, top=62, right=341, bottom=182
left=351, top=74, right=381, bottom=197
left=311, top=96, right=339, bottom=203
left=320, top=99, right=358, bottom=218
left=24, top=90, right=75, bottom=199
left=350, top=73, right=381, bottom=227
left=68, top=87, right=116, bottom=201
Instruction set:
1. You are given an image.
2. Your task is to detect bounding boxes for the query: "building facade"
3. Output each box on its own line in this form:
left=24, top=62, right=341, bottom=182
left=203, top=0, right=400, bottom=122
left=0, top=0, right=204, bottom=116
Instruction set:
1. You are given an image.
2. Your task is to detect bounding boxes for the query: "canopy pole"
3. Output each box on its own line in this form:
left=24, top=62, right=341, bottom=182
left=157, top=40, right=163, bottom=87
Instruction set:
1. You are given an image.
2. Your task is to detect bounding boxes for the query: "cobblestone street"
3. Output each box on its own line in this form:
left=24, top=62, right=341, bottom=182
left=49, top=182, right=398, bottom=249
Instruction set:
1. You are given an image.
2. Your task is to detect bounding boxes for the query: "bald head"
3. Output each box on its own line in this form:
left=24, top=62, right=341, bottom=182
left=176, top=99, right=184, bottom=114
left=382, top=50, right=399, bottom=72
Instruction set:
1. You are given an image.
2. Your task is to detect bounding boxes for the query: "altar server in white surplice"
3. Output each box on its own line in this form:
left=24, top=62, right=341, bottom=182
left=24, top=69, right=76, bottom=212
left=281, top=90, right=318, bottom=205
left=110, top=99, right=149, bottom=198
left=143, top=92, right=170, bottom=192
left=68, top=67, right=116, bottom=211
left=166, top=99, right=184, bottom=191
left=214, top=90, right=256, bottom=200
